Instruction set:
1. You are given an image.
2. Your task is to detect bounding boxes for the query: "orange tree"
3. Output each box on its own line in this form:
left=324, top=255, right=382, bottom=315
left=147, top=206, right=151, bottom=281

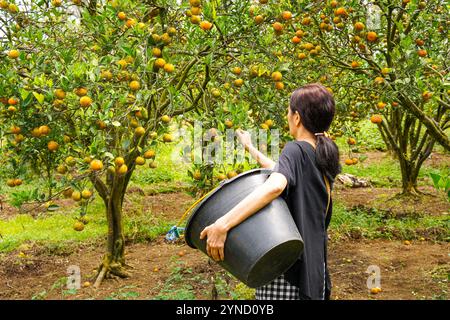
left=0, top=0, right=289, bottom=286
left=267, top=0, right=449, bottom=195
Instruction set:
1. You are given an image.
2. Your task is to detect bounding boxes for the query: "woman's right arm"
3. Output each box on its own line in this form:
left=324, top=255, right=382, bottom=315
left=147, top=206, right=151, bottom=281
left=236, top=129, right=276, bottom=169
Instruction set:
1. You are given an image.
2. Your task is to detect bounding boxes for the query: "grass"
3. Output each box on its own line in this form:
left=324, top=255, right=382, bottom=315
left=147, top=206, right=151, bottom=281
left=329, top=201, right=450, bottom=241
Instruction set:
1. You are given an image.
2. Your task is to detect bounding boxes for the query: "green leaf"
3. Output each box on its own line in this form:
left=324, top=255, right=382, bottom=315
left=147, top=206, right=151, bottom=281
left=429, top=173, right=441, bottom=189
left=33, top=92, right=45, bottom=104
left=46, top=204, right=60, bottom=212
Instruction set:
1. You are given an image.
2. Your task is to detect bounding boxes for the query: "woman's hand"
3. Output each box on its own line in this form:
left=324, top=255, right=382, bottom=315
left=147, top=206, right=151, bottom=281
left=200, top=218, right=229, bottom=262
left=236, top=129, right=252, bottom=150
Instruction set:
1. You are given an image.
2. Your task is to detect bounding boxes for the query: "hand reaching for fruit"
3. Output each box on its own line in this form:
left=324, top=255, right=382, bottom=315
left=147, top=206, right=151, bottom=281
left=236, top=129, right=252, bottom=150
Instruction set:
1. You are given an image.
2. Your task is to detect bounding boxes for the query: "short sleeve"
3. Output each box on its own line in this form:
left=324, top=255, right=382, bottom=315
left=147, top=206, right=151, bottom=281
left=272, top=142, right=301, bottom=196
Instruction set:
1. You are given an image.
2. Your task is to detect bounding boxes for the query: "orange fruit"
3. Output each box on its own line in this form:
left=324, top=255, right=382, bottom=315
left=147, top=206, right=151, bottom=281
left=54, top=89, right=66, bottom=99
left=8, top=97, right=18, bottom=105
left=80, top=96, right=92, bottom=108
left=47, top=141, right=59, bottom=152
left=7, top=179, right=16, bottom=187
left=234, top=79, right=244, bottom=87
left=129, top=80, right=140, bottom=91
left=57, top=165, right=68, bottom=174
left=8, top=49, right=19, bottom=59
left=422, top=91, right=433, bottom=100
left=227, top=171, right=238, bottom=179
left=275, top=82, right=284, bottom=90
left=298, top=52, right=307, bottom=60
left=374, top=77, right=384, bottom=84
left=190, top=15, right=201, bottom=24
left=144, top=150, right=156, bottom=159
left=163, top=133, right=173, bottom=143
left=224, top=120, right=233, bottom=128
left=351, top=61, right=360, bottom=68
left=154, top=58, right=166, bottom=69
left=126, top=18, right=136, bottom=28
left=282, top=11, right=292, bottom=20
left=193, top=170, right=202, bottom=180
left=152, top=47, right=162, bottom=57
left=370, top=115, right=383, bottom=124
left=72, top=191, right=82, bottom=201
left=301, top=17, right=311, bottom=25
left=14, top=179, right=22, bottom=186
left=292, top=36, right=301, bottom=44
left=10, top=125, right=21, bottom=134
left=272, top=22, right=283, bottom=32
left=135, top=156, right=146, bottom=165
left=335, top=7, right=348, bottom=16
left=199, top=21, right=213, bottom=31
left=232, top=66, right=242, bottom=75
left=73, top=221, right=85, bottom=232
left=254, top=15, right=264, bottom=24
left=377, top=102, right=386, bottom=109
left=417, top=49, right=427, bottom=57
left=370, top=287, right=382, bottom=294
left=271, top=71, right=282, bottom=82
left=352, top=158, right=359, bottom=165
left=74, top=87, right=87, bottom=97
left=38, top=125, right=50, bottom=136
left=90, top=159, right=103, bottom=171
left=149, top=161, right=158, bottom=169
left=115, top=157, right=125, bottom=167
left=135, top=126, right=145, bottom=137
left=354, top=22, right=365, bottom=31
left=367, top=31, right=378, bottom=42
left=81, top=190, right=92, bottom=199
left=191, top=7, right=201, bottom=15
left=415, top=39, right=424, bottom=46
left=117, top=164, right=128, bottom=175
left=345, top=159, right=354, bottom=166
left=161, top=115, right=171, bottom=123
left=117, top=12, right=127, bottom=20
left=347, top=138, right=356, bottom=145
left=163, top=63, right=174, bottom=73
left=189, top=0, right=201, bottom=7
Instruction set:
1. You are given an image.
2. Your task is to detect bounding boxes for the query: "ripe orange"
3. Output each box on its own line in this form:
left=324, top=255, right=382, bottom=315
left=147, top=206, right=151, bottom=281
left=282, top=11, right=292, bottom=20
left=80, top=96, right=92, bottom=108
left=129, top=80, right=140, bottom=91
left=13, top=179, right=22, bottom=186
left=191, top=6, right=201, bottom=15
left=292, top=36, right=301, bottom=44
left=224, top=120, right=233, bottom=128
left=54, top=89, right=66, bottom=99
left=298, top=52, right=307, bottom=60
left=272, top=22, right=283, bottom=32
left=8, top=49, right=19, bottom=59
left=295, top=29, right=304, bottom=37
left=422, top=91, right=433, bottom=100
left=351, top=61, right=360, bottom=68
left=301, top=17, right=311, bottom=25
left=354, top=22, right=365, bottom=32
left=367, top=31, right=378, bottom=42
left=73, top=221, right=85, bottom=232
left=217, top=174, right=227, bottom=181
left=47, top=141, right=59, bottom=152
left=90, top=159, right=103, bottom=171
left=72, top=191, right=82, bottom=201
left=144, top=150, right=156, bottom=159
left=115, top=157, right=125, bottom=167
left=8, top=97, right=18, bottom=105
left=352, top=158, right=359, bottom=165
left=135, top=126, right=145, bottom=137
left=227, top=171, right=238, bottom=179
left=417, top=49, right=427, bottom=57
left=163, top=63, right=175, bottom=73
left=330, top=0, right=338, bottom=8
left=149, top=161, right=158, bottom=169
left=117, top=164, right=128, bottom=175
left=377, top=102, right=386, bottom=109
left=117, top=12, right=127, bottom=20
left=415, top=39, right=424, bottom=46
left=163, top=133, right=174, bottom=143
left=39, top=125, right=51, bottom=136
left=271, top=71, right=282, bottom=81
left=254, top=15, right=264, bottom=24
left=10, top=125, right=21, bottom=134
left=370, top=287, right=382, bottom=294
left=154, top=58, right=166, bottom=69
left=347, top=138, right=356, bottom=145
left=374, top=77, right=384, bottom=84
left=199, top=21, right=213, bottom=31
left=81, top=190, right=92, bottom=199
left=335, top=7, right=348, bottom=16
left=152, top=47, right=162, bottom=57
left=7, top=179, right=16, bottom=187
left=135, top=156, right=146, bottom=165
left=161, top=115, right=171, bottom=123
left=344, top=159, right=354, bottom=166
left=232, top=66, right=241, bottom=75
left=57, top=165, right=68, bottom=174
left=189, top=0, right=201, bottom=7
left=370, top=115, right=383, bottom=124
left=126, top=18, right=136, bottom=28
left=275, top=82, right=284, bottom=90
left=234, top=79, right=244, bottom=87
left=74, top=87, right=87, bottom=97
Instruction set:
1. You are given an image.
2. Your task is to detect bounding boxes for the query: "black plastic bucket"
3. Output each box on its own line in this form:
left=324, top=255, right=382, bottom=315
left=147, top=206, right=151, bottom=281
left=185, top=168, right=304, bottom=288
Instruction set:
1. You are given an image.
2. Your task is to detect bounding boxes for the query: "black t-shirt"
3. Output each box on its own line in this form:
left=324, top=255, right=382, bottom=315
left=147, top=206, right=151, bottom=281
left=271, top=140, right=333, bottom=300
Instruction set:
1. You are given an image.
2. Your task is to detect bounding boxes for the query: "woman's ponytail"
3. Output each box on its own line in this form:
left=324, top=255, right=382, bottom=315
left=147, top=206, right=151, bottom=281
left=290, top=83, right=341, bottom=180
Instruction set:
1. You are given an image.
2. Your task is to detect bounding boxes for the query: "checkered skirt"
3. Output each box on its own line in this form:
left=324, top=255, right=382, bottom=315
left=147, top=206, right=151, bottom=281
left=255, top=273, right=302, bottom=300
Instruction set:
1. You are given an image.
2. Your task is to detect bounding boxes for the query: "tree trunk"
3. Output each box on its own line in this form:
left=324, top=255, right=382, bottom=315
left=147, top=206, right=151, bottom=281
left=93, top=182, right=130, bottom=288
left=398, top=157, right=420, bottom=196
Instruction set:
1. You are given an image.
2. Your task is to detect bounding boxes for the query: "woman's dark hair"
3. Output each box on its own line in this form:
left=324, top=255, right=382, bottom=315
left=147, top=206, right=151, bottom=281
left=289, top=83, right=341, bottom=180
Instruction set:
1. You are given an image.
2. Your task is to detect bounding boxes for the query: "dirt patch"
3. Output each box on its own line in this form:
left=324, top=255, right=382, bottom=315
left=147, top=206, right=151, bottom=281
left=328, top=239, right=449, bottom=300
left=0, top=238, right=447, bottom=300
left=334, top=186, right=449, bottom=216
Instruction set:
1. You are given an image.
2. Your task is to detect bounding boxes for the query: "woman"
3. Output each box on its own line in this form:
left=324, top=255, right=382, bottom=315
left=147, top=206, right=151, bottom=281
left=200, top=83, right=341, bottom=300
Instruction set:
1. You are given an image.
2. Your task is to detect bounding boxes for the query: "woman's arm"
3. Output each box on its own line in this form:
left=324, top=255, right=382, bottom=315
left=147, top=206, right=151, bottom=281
left=236, top=129, right=276, bottom=169
left=200, top=172, right=288, bottom=261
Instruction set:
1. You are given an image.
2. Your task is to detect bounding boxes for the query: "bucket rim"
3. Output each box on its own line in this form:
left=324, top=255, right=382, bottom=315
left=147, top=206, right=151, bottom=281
left=184, top=168, right=274, bottom=248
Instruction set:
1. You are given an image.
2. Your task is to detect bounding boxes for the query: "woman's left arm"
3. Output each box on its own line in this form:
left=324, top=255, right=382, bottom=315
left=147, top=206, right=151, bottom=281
left=200, top=172, right=288, bottom=262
